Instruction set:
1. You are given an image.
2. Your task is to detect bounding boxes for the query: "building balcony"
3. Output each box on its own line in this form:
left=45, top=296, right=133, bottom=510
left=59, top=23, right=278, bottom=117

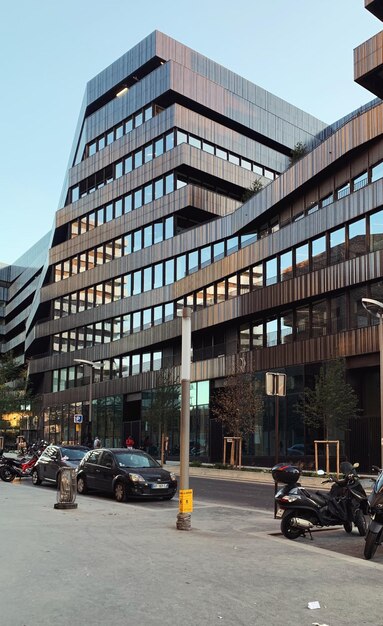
left=354, top=31, right=383, bottom=98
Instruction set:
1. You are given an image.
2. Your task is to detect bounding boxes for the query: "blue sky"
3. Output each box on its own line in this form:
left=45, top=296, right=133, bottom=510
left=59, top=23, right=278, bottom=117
left=0, top=0, right=379, bottom=264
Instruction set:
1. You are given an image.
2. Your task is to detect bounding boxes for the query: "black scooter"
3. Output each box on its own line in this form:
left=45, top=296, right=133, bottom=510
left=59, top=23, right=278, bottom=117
left=273, top=461, right=368, bottom=540
left=364, top=465, right=383, bottom=560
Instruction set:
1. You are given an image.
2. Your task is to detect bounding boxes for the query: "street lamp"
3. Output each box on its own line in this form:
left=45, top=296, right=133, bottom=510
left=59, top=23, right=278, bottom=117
left=73, top=359, right=102, bottom=438
left=361, top=298, right=383, bottom=468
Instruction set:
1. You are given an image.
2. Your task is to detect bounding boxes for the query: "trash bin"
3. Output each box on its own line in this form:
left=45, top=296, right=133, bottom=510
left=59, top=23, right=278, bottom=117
left=54, top=467, right=78, bottom=510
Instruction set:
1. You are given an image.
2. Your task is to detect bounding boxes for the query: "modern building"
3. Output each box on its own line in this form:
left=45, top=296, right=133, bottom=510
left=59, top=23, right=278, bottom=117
left=12, top=3, right=383, bottom=469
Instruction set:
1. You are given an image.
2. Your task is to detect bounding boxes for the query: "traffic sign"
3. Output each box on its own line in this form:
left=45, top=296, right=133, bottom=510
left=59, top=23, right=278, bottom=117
left=74, top=414, right=83, bottom=423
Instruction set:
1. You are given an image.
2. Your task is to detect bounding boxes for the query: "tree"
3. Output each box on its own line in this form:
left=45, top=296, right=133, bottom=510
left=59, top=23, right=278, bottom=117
left=0, top=353, right=29, bottom=417
left=212, top=365, right=264, bottom=465
left=242, top=177, right=264, bottom=203
left=143, top=369, right=180, bottom=464
left=295, top=359, right=359, bottom=439
left=289, top=141, right=307, bottom=166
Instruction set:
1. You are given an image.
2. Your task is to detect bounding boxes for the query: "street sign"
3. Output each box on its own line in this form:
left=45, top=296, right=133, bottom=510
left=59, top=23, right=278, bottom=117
left=266, top=372, right=286, bottom=397
left=74, top=414, right=83, bottom=424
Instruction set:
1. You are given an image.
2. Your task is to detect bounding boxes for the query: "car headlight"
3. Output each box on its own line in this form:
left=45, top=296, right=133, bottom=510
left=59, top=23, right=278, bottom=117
left=128, top=473, right=146, bottom=483
left=170, top=472, right=176, bottom=481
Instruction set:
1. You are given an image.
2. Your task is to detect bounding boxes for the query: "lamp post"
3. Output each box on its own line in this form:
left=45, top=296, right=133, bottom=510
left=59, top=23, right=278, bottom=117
left=361, top=298, right=383, bottom=468
left=176, top=307, right=192, bottom=531
left=74, top=359, right=101, bottom=442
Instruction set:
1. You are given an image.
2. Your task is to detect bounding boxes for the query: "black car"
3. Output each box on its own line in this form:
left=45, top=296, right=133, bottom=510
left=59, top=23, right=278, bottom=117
left=76, top=448, right=177, bottom=502
left=31, top=445, right=89, bottom=486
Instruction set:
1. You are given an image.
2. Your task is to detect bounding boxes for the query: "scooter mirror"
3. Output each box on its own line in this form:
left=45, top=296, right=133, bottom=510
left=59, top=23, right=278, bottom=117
left=317, top=469, right=325, bottom=476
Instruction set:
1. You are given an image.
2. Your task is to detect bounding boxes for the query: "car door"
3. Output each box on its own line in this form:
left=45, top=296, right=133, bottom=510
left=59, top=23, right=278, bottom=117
left=46, top=446, right=61, bottom=481
left=97, top=451, right=116, bottom=493
left=83, top=450, right=103, bottom=489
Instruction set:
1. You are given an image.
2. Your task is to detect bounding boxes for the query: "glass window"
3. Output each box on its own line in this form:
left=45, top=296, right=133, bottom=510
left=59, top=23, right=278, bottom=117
left=124, top=155, right=133, bottom=173
left=295, top=243, right=309, bottom=276
left=200, top=246, right=211, bottom=268
left=252, top=264, right=263, bottom=288
left=165, top=174, right=174, bottom=194
left=176, top=255, right=186, bottom=280
left=280, top=312, right=293, bottom=344
left=115, top=124, right=123, bottom=140
left=337, top=182, right=350, bottom=200
left=330, top=227, right=346, bottom=264
left=265, top=257, right=277, bottom=285
left=349, top=287, right=369, bottom=330
left=241, top=158, right=252, bottom=171
left=133, top=270, right=141, bottom=295
left=312, top=300, right=327, bottom=337
left=133, top=312, right=141, bottom=332
left=121, top=356, right=130, bottom=378
left=154, top=263, right=163, bottom=288
left=239, top=270, right=250, bottom=295
left=206, top=285, right=215, bottom=306
left=144, top=105, right=153, bottom=121
left=106, top=203, right=114, bottom=222
left=165, top=131, right=174, bottom=151
left=189, top=135, right=201, bottom=149
left=153, top=351, right=162, bottom=371
left=98, top=136, right=105, bottom=150
left=307, top=202, right=318, bottom=215
left=349, top=217, right=366, bottom=259
left=296, top=307, right=310, bottom=340
left=321, top=193, right=333, bottom=207
left=114, top=238, right=123, bottom=259
left=125, top=118, right=133, bottom=134
left=115, top=199, right=123, bottom=218
left=106, top=131, right=114, bottom=145
left=142, top=353, right=151, bottom=373
left=113, top=318, right=121, bottom=341
left=154, top=138, right=164, bottom=157
left=241, top=234, right=256, bottom=247
left=134, top=189, right=142, bottom=209
left=372, top=161, right=383, bottom=183
left=165, top=259, right=174, bottom=285
left=133, top=230, right=142, bottom=252
left=94, top=322, right=103, bottom=344
left=97, top=207, right=105, bottom=225
left=252, top=322, right=263, bottom=349
left=280, top=251, right=293, bottom=281
left=216, top=280, right=226, bottom=303
left=134, top=150, right=143, bottom=169
left=144, top=225, right=153, bottom=248
left=227, top=275, right=238, bottom=299
left=176, top=175, right=187, bottom=190
left=264, top=168, right=274, bottom=180
left=154, top=305, right=162, bottom=326
left=253, top=164, right=262, bottom=175
left=311, top=235, right=327, bottom=271
left=353, top=171, right=368, bottom=191
left=176, top=131, right=187, bottom=145
left=227, top=237, right=239, bottom=255
left=370, top=210, right=383, bottom=252
left=195, top=289, right=204, bottom=310
left=154, top=222, right=163, bottom=244
left=188, top=251, right=199, bottom=274
left=143, top=309, right=151, bottom=330
left=154, top=178, right=164, bottom=199
left=143, top=267, right=152, bottom=292
left=330, top=293, right=347, bottom=333
left=124, top=194, right=132, bottom=214
left=213, top=241, right=225, bottom=261
left=266, top=318, right=278, bottom=346
left=240, top=324, right=250, bottom=351
left=164, top=303, right=173, bottom=322
left=123, top=275, right=131, bottom=298
left=216, top=148, right=227, bottom=160
left=122, top=314, right=131, bottom=336
left=165, top=216, right=173, bottom=239
left=132, top=354, right=140, bottom=375
left=202, top=141, right=214, bottom=154
left=134, top=112, right=143, bottom=128
left=144, top=144, right=153, bottom=163
left=71, top=186, right=79, bottom=203
left=115, top=161, right=123, bottom=179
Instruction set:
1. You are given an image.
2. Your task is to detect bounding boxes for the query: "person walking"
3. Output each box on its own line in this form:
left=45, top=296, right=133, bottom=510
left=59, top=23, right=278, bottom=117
left=93, top=435, right=101, bottom=449
left=125, top=435, right=135, bottom=448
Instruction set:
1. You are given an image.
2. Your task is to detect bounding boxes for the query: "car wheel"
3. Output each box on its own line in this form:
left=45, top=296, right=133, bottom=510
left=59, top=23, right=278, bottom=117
left=355, top=509, right=367, bottom=537
left=31, top=468, right=42, bottom=485
left=77, top=475, right=88, bottom=495
left=0, top=466, right=15, bottom=482
left=114, top=481, right=126, bottom=502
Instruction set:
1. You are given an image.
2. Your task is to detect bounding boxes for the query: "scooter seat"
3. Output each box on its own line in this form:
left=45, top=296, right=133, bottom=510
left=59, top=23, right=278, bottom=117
left=310, top=492, right=328, bottom=506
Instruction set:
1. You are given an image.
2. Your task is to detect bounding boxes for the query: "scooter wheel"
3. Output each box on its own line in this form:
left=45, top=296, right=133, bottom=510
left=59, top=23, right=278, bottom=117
left=281, top=511, right=304, bottom=540
left=364, top=530, right=380, bottom=560
left=355, top=510, right=367, bottom=537
left=0, top=466, right=15, bottom=482
left=343, top=521, right=353, bottom=533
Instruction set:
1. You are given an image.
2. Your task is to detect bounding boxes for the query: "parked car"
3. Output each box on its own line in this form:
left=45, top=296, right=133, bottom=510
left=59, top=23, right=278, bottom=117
left=31, top=445, right=89, bottom=486
left=76, top=448, right=178, bottom=502
left=287, top=443, right=315, bottom=457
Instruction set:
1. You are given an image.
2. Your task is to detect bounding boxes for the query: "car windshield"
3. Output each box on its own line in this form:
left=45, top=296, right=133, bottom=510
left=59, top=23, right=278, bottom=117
left=114, top=452, right=159, bottom=469
left=60, top=448, right=87, bottom=461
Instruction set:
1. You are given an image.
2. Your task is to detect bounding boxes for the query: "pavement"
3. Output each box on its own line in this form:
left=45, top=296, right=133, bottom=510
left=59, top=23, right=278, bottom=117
left=1, top=475, right=383, bottom=626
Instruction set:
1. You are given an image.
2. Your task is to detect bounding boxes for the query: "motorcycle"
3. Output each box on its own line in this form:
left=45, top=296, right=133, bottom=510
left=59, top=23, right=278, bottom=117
left=0, top=441, right=47, bottom=482
left=273, top=461, right=369, bottom=540
left=364, top=465, right=383, bottom=560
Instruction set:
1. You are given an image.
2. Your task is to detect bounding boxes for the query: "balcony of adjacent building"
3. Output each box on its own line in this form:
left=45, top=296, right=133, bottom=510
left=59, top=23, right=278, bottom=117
left=365, top=0, right=383, bottom=22
left=354, top=30, right=383, bottom=98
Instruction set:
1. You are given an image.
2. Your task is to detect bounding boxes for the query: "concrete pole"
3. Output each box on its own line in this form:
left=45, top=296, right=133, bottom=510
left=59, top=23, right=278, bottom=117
left=176, top=307, right=192, bottom=531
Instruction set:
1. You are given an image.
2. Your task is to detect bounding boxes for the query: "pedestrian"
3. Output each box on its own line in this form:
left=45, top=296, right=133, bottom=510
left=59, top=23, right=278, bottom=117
left=125, top=434, right=135, bottom=448
left=142, top=435, right=151, bottom=453
left=93, top=435, right=101, bottom=449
